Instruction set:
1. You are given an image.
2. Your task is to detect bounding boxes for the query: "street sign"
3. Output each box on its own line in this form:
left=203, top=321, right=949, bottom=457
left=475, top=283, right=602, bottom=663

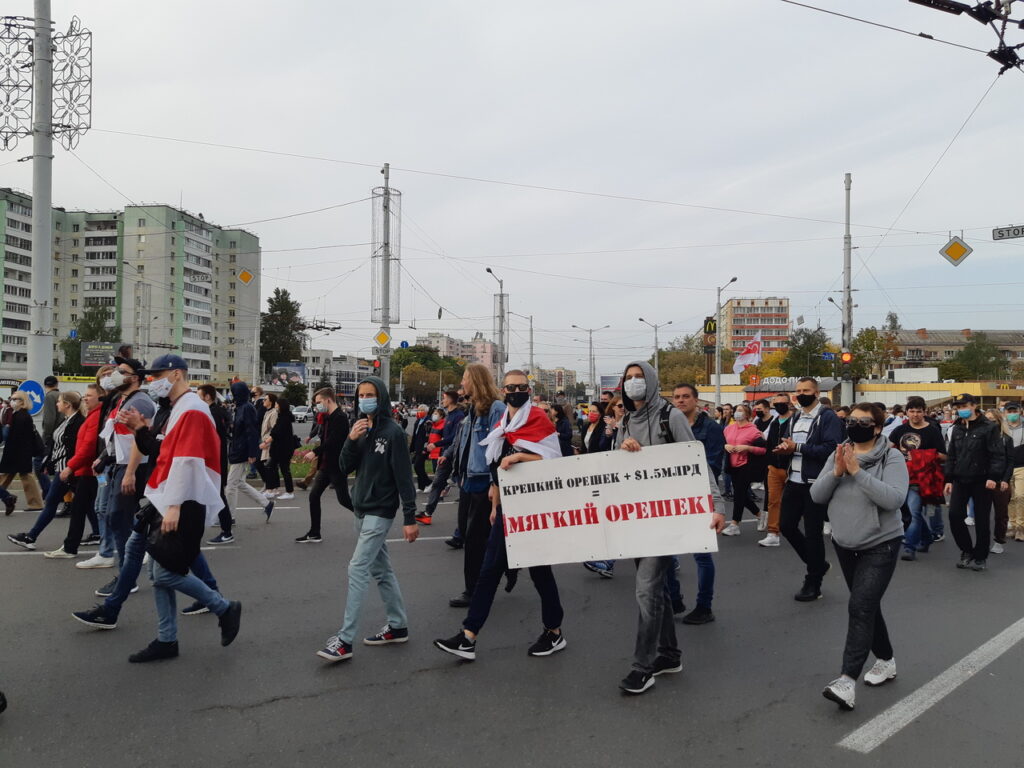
left=18, top=380, right=44, bottom=416
left=237, top=269, right=255, bottom=285
left=68, top=329, right=77, bottom=339
left=527, top=374, right=535, bottom=381
left=993, top=224, right=1024, bottom=241
left=371, top=345, right=392, bottom=356
left=399, top=340, right=409, bottom=349
left=373, top=329, right=392, bottom=347
left=80, top=341, right=117, bottom=367
left=188, top=273, right=211, bottom=283
left=821, top=352, right=835, bottom=361
left=939, top=236, right=973, bottom=266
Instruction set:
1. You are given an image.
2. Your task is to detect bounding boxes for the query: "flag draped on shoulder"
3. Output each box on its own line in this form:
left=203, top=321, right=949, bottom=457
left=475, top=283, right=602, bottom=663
left=480, top=400, right=562, bottom=463
left=145, top=391, right=223, bottom=524
left=732, top=330, right=763, bottom=375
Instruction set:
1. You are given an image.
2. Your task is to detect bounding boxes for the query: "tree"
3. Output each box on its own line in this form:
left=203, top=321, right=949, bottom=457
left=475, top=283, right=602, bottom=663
left=884, top=312, right=901, bottom=332
left=281, top=381, right=308, bottom=407
left=389, top=345, right=465, bottom=394
left=260, top=288, right=307, bottom=371
left=396, top=362, right=460, bottom=404
left=757, top=350, right=787, bottom=378
left=56, top=305, right=121, bottom=375
left=781, top=327, right=833, bottom=377
left=937, top=361, right=971, bottom=382
left=850, top=327, right=900, bottom=378
left=951, top=333, right=1008, bottom=380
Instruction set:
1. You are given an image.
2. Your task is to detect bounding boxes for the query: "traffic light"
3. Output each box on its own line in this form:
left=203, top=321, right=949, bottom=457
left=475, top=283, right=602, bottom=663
left=840, top=351, right=853, bottom=381
left=749, top=374, right=759, bottom=386
left=373, top=359, right=381, bottom=371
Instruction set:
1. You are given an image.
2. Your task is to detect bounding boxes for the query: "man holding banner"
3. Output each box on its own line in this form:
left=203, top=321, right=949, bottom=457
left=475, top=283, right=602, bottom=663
left=618, top=361, right=725, bottom=694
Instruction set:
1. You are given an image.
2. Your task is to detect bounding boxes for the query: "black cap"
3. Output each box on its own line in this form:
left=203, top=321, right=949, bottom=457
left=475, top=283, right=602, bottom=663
left=1004, top=401, right=1020, bottom=411
left=113, top=356, right=145, bottom=374
left=953, top=392, right=977, bottom=405
left=139, top=354, right=188, bottom=376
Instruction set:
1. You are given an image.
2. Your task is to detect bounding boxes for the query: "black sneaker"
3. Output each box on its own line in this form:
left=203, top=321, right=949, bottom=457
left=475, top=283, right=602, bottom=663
left=652, top=656, right=683, bottom=676
left=3, top=496, right=15, bottom=516
left=527, top=629, right=566, bottom=657
left=7, top=533, right=36, bottom=551
left=80, top=533, right=102, bottom=547
left=54, top=502, right=71, bottom=518
left=504, top=569, right=519, bottom=593
left=263, top=500, right=274, bottom=522
left=681, top=605, right=715, bottom=625
left=364, top=624, right=409, bottom=645
left=181, top=601, right=210, bottom=616
left=620, top=669, right=655, bottom=694
left=0, top=688, right=6, bottom=713
left=957, top=552, right=973, bottom=569
left=449, top=592, right=471, bottom=608
left=295, top=533, right=322, bottom=543
left=95, top=579, right=138, bottom=598
left=971, top=559, right=987, bottom=572
left=72, top=605, right=118, bottom=630
left=433, top=630, right=476, bottom=660
left=218, top=601, right=242, bottom=646
left=128, top=639, right=179, bottom=663
left=444, top=537, right=463, bottom=550
left=207, top=533, right=234, bottom=544
left=794, top=578, right=822, bottom=602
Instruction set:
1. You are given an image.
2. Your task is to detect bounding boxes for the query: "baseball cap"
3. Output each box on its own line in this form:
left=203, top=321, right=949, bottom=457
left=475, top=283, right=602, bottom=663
left=140, top=354, right=188, bottom=376
left=952, top=392, right=977, bottom=405
left=1004, top=401, right=1020, bottom=411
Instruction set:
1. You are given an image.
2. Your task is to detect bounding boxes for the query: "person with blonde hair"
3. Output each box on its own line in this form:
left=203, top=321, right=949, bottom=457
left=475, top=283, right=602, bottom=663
left=983, top=408, right=1014, bottom=555
left=0, top=391, right=45, bottom=510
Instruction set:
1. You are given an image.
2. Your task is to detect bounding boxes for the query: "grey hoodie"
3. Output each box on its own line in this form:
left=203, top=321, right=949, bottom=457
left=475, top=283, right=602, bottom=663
left=617, top=360, right=724, bottom=515
left=810, top=437, right=909, bottom=550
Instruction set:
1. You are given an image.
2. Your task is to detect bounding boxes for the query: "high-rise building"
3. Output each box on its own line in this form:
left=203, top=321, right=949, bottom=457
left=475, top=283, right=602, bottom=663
left=720, top=297, right=790, bottom=354
left=534, top=366, right=577, bottom=395
left=1, top=189, right=261, bottom=383
left=415, top=331, right=499, bottom=375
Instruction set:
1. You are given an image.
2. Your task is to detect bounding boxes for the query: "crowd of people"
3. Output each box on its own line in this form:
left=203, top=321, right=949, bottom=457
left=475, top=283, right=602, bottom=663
left=2, top=355, right=1021, bottom=712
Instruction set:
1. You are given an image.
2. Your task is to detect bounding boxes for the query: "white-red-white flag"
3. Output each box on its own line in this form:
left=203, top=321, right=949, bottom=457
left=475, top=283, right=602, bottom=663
left=732, top=331, right=763, bottom=375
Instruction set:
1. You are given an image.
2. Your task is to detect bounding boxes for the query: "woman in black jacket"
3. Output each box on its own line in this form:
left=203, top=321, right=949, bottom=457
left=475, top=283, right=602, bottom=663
left=552, top=404, right=575, bottom=457
left=580, top=402, right=607, bottom=454
left=0, top=391, right=44, bottom=509
left=266, top=398, right=296, bottom=499
left=984, top=408, right=1015, bottom=554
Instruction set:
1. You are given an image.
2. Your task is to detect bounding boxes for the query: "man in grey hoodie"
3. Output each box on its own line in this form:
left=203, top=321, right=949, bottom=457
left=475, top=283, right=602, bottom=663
left=616, top=360, right=725, bottom=694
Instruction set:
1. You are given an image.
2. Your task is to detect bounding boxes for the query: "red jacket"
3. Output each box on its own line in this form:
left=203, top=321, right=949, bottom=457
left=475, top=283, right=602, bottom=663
left=428, top=418, right=445, bottom=460
left=67, top=406, right=101, bottom=477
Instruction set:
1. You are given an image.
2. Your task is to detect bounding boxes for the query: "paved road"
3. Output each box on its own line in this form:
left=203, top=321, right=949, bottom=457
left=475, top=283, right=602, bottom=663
left=1, top=487, right=1023, bottom=768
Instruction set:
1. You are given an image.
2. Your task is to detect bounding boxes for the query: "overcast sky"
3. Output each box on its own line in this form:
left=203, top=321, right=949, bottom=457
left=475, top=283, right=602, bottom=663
left=4, top=0, right=1023, bottom=379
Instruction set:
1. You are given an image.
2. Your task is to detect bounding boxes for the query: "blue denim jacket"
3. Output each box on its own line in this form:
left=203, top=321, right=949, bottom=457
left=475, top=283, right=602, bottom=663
left=456, top=399, right=505, bottom=491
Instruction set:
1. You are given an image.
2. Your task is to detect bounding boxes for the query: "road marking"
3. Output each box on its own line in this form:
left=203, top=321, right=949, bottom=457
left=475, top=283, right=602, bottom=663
left=236, top=506, right=299, bottom=510
left=386, top=535, right=451, bottom=543
left=0, top=545, right=240, bottom=556
left=837, top=614, right=1024, bottom=754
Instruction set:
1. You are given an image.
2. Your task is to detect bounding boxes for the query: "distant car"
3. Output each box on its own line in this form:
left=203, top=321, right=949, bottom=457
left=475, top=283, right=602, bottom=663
left=293, top=405, right=310, bottom=423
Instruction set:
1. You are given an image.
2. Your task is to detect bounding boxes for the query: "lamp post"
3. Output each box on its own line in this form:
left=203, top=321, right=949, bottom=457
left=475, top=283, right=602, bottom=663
left=639, top=318, right=672, bottom=383
left=509, top=310, right=534, bottom=379
left=715, top=276, right=738, bottom=409
left=572, top=324, right=609, bottom=397
left=485, top=267, right=506, bottom=379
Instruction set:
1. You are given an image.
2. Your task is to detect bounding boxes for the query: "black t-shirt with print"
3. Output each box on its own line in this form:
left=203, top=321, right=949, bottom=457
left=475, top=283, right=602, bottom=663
left=888, top=422, right=944, bottom=454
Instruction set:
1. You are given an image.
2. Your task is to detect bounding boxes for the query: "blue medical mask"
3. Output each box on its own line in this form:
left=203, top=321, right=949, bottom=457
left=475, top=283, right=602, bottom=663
left=359, top=397, right=378, bottom=415
left=957, top=408, right=972, bottom=420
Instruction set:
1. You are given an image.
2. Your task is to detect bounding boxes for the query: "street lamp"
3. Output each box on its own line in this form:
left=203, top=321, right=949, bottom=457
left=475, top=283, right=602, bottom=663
left=485, top=267, right=506, bottom=378
left=715, top=277, right=738, bottom=409
left=572, top=324, right=609, bottom=397
left=639, top=318, right=672, bottom=383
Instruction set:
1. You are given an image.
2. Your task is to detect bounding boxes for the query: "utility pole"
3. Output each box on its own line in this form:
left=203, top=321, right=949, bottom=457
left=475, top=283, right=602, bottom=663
left=379, top=163, right=393, bottom=389
left=252, top=324, right=259, bottom=385
left=715, top=277, right=737, bottom=410
left=841, top=173, right=854, bottom=406
left=639, top=318, right=672, bottom=383
left=509, top=310, right=534, bottom=379
left=486, top=267, right=506, bottom=379
left=573, top=324, right=608, bottom=398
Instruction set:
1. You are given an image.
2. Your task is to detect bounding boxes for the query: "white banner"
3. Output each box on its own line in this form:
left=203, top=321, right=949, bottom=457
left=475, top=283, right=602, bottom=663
left=497, top=442, right=719, bottom=569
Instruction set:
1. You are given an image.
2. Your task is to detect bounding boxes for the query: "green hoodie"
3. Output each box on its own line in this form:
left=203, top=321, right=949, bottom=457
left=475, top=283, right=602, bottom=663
left=339, top=375, right=417, bottom=525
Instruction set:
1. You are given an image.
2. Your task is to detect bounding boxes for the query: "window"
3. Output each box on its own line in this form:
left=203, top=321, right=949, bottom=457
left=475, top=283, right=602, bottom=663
left=137, top=250, right=143, bottom=258
left=70, top=313, right=78, bottom=321
left=137, top=264, right=143, bottom=273
left=71, top=269, right=78, bottom=277
left=229, top=240, right=236, bottom=249
left=138, top=235, right=146, bottom=243
left=138, top=218, right=146, bottom=227
left=72, top=239, right=78, bottom=247
left=72, top=223, right=79, bottom=232
left=70, top=299, right=77, bottom=307
left=71, top=284, right=77, bottom=293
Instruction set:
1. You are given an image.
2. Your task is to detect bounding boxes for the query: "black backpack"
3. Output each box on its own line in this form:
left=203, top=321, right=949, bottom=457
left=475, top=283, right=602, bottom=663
left=622, top=403, right=675, bottom=444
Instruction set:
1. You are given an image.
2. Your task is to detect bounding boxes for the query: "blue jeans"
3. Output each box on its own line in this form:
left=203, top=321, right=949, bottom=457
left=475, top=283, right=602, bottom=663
left=33, top=456, right=51, bottom=498
left=109, top=464, right=147, bottom=568
left=903, top=487, right=934, bottom=552
left=665, top=553, right=716, bottom=608
left=96, top=472, right=116, bottom=558
left=336, top=514, right=407, bottom=645
left=27, top=476, right=69, bottom=540
left=634, top=556, right=679, bottom=674
left=150, top=559, right=229, bottom=643
left=930, top=506, right=945, bottom=538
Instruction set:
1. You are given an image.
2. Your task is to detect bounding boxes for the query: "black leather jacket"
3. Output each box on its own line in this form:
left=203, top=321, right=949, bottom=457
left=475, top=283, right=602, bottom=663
left=944, top=417, right=1005, bottom=483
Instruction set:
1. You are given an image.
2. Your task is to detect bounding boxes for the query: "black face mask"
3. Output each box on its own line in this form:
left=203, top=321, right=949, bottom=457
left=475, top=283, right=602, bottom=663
left=795, top=393, right=816, bottom=408
left=504, top=391, right=530, bottom=408
left=846, top=424, right=876, bottom=444
left=773, top=402, right=790, bottom=415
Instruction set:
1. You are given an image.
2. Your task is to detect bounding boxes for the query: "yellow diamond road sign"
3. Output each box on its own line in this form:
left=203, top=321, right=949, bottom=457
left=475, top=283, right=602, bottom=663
left=373, top=330, right=392, bottom=347
left=237, top=269, right=255, bottom=285
left=939, top=236, right=972, bottom=267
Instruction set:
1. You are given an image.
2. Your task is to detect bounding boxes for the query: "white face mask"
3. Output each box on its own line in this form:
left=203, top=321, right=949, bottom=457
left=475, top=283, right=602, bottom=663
left=99, top=375, right=116, bottom=392
left=108, top=369, right=126, bottom=389
left=431, top=414, right=441, bottom=422
left=148, top=375, right=174, bottom=399
left=623, top=378, right=647, bottom=400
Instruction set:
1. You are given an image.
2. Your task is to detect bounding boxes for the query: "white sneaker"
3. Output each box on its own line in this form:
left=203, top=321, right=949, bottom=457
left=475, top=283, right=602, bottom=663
left=722, top=522, right=741, bottom=536
left=758, top=533, right=781, bottom=547
left=265, top=488, right=281, bottom=498
left=142, top=552, right=151, bottom=566
left=990, top=541, right=1005, bottom=554
left=44, top=547, right=77, bottom=559
left=75, top=554, right=116, bottom=569
left=823, top=522, right=833, bottom=536
left=757, top=510, right=768, bottom=531
left=277, top=493, right=295, bottom=500
left=966, top=516, right=975, bottom=527
left=864, top=657, right=897, bottom=686
left=823, top=676, right=856, bottom=710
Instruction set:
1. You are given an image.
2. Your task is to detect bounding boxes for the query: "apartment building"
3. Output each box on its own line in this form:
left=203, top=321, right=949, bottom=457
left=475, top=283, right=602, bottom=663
left=719, top=297, right=790, bottom=354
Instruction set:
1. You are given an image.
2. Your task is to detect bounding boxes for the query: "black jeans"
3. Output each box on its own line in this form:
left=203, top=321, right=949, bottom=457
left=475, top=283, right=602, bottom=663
left=463, top=509, right=563, bottom=634
left=308, top=469, right=351, bottom=537
left=412, top=451, right=430, bottom=490
left=949, top=479, right=993, bottom=561
left=833, top=536, right=900, bottom=679
left=266, top=451, right=294, bottom=493
left=423, top=458, right=453, bottom=517
left=730, top=465, right=761, bottom=523
left=62, top=476, right=98, bottom=555
left=780, top=481, right=829, bottom=582
left=457, top=490, right=492, bottom=595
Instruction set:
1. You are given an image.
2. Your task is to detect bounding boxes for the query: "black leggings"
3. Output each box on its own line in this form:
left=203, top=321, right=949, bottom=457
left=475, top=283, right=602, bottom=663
left=266, top=452, right=293, bottom=493
left=62, top=476, right=98, bottom=555
left=729, top=466, right=761, bottom=523
left=833, top=537, right=900, bottom=679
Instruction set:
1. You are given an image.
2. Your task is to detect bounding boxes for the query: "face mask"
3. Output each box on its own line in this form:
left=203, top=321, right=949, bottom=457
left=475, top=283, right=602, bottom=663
left=957, top=408, right=972, bottom=420
left=358, top=397, right=378, bottom=415
left=431, top=414, right=441, bottom=422
left=504, top=391, right=530, bottom=408
left=754, top=410, right=764, bottom=418
left=588, top=411, right=600, bottom=423
left=846, top=424, right=876, bottom=443
left=773, top=403, right=790, bottom=415
left=734, top=411, right=747, bottom=421
left=1008, top=413, right=1020, bottom=424
left=99, top=376, right=116, bottom=392
left=623, top=378, right=647, bottom=400
left=314, top=403, right=326, bottom=413
left=796, top=393, right=816, bottom=408
left=148, top=376, right=174, bottom=399
left=109, top=369, right=126, bottom=389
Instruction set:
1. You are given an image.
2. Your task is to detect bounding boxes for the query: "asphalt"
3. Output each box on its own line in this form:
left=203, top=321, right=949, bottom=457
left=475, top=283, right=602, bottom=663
left=1, top=482, right=1024, bottom=768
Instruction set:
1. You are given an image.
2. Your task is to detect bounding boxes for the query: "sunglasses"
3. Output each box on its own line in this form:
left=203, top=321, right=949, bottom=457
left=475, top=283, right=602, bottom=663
left=846, top=417, right=876, bottom=428
left=504, top=384, right=529, bottom=393
left=614, top=404, right=624, bottom=409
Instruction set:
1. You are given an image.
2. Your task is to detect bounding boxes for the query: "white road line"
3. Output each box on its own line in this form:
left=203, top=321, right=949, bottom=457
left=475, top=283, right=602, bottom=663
left=838, top=614, right=1024, bottom=754
left=235, top=506, right=299, bottom=510
left=386, top=535, right=451, bottom=543
left=0, top=545, right=240, bottom=556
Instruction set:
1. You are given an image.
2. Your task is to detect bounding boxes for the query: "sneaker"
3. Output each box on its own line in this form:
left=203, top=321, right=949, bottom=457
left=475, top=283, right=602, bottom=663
left=721, top=522, right=741, bottom=536
left=822, top=676, right=856, bottom=710
left=71, top=605, right=118, bottom=630
left=3, top=496, right=15, bottom=516
left=863, top=657, right=897, bottom=686
left=7, top=533, right=36, bottom=550
left=527, top=629, right=566, bottom=657
left=758, top=533, right=781, bottom=547
left=181, top=601, right=210, bottom=616
left=129, top=639, right=179, bottom=663
left=794, top=578, right=822, bottom=602
left=263, top=499, right=275, bottom=522
left=971, top=558, right=988, bottom=572
left=433, top=630, right=476, bottom=660
left=504, top=569, right=519, bottom=593
left=43, top=546, right=76, bottom=559
left=957, top=552, right=973, bottom=569
left=80, top=533, right=101, bottom=547
left=681, top=605, right=715, bottom=625
left=757, top=510, right=768, bottom=531
left=652, top=656, right=682, bottom=676
left=265, top=488, right=281, bottom=498
left=316, top=635, right=353, bottom=663
left=933, top=532, right=946, bottom=542
left=965, top=516, right=975, bottom=527
left=295, top=533, right=322, bottom=543
left=583, top=560, right=614, bottom=578
left=364, top=624, right=409, bottom=645
left=990, top=542, right=1005, bottom=554
left=901, top=549, right=916, bottom=562
left=448, top=592, right=471, bottom=608
left=95, top=579, right=138, bottom=598
left=1016, top=531, right=1024, bottom=542
left=207, top=533, right=234, bottom=544
left=444, top=537, right=463, bottom=549
left=415, top=515, right=432, bottom=526
left=218, top=601, right=242, bottom=646
left=620, top=669, right=655, bottom=694
left=76, top=554, right=116, bottom=569
left=823, top=521, right=833, bottom=536
left=277, top=493, right=295, bottom=500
